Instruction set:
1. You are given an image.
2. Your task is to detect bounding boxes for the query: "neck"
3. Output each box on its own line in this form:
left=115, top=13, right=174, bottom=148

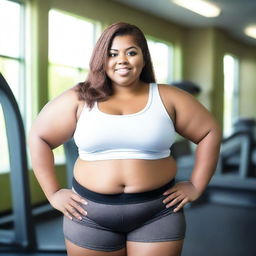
left=112, top=81, right=147, bottom=97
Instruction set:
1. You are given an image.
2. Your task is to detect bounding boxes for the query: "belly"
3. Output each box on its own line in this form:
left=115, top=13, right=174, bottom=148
left=73, top=157, right=177, bottom=194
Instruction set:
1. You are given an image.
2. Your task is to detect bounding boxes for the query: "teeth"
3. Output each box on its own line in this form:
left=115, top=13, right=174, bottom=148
left=116, top=68, right=130, bottom=75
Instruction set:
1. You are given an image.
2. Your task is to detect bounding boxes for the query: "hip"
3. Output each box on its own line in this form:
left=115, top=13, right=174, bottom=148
left=69, top=177, right=183, bottom=233
left=63, top=177, right=186, bottom=251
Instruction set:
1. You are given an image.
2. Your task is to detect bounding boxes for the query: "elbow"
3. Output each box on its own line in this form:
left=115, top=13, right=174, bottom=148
left=28, top=128, right=41, bottom=151
left=208, top=122, right=222, bottom=150
left=213, top=121, right=223, bottom=142
left=28, top=129, right=57, bottom=150
left=28, top=128, right=47, bottom=149
left=196, top=122, right=222, bottom=146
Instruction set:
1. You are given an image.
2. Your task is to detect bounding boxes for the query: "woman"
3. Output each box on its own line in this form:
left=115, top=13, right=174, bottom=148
left=29, top=22, right=221, bottom=256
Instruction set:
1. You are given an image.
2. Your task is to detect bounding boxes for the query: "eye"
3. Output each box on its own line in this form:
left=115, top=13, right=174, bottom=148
left=127, top=51, right=137, bottom=56
left=108, top=52, right=117, bottom=57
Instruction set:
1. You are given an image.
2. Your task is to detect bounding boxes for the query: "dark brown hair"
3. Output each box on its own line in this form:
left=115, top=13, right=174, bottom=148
left=77, top=22, right=156, bottom=108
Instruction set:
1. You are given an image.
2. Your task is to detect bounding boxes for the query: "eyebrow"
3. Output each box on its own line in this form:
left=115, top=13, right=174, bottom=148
left=109, top=46, right=138, bottom=51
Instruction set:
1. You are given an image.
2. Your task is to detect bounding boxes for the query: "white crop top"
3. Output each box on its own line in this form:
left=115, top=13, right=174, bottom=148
left=73, top=83, right=176, bottom=161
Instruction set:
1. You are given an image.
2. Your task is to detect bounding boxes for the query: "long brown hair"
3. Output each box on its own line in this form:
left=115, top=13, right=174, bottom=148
left=77, top=22, right=156, bottom=108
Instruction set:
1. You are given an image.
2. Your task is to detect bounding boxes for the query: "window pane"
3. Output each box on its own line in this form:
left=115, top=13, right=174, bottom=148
left=48, top=64, right=87, bottom=99
left=148, top=40, right=172, bottom=83
left=0, top=1, right=24, bottom=174
left=223, top=54, right=239, bottom=137
left=0, top=0, right=21, bottom=58
left=0, top=57, right=20, bottom=101
left=49, top=10, right=94, bottom=68
left=0, top=105, right=10, bottom=173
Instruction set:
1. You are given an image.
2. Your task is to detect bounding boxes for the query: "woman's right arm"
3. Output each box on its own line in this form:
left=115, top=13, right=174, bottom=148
left=28, top=87, right=87, bottom=220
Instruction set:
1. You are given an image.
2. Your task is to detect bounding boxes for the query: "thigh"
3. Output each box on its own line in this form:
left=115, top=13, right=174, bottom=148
left=127, top=240, right=184, bottom=256
left=126, top=205, right=186, bottom=256
left=127, top=208, right=186, bottom=243
left=63, top=215, right=126, bottom=252
left=66, top=239, right=127, bottom=256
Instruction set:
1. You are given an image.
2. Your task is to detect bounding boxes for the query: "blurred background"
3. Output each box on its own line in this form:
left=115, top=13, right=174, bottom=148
left=0, top=0, right=256, bottom=255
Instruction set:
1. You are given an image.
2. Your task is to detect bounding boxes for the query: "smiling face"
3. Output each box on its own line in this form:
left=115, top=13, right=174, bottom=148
left=105, top=34, right=145, bottom=88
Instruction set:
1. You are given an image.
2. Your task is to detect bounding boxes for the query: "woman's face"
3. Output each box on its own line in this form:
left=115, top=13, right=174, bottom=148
left=106, top=34, right=145, bottom=88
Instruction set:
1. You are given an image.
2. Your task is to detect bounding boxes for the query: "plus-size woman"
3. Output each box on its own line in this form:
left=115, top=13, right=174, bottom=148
left=29, top=22, right=221, bottom=256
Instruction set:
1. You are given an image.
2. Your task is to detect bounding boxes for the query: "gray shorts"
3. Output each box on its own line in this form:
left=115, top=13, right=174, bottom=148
left=63, top=178, right=186, bottom=252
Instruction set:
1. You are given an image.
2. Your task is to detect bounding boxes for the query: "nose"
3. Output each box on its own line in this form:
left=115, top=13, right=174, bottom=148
left=117, top=53, right=128, bottom=64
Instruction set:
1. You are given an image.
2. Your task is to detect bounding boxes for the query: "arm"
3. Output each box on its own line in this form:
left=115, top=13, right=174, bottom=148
left=162, top=85, right=222, bottom=211
left=29, top=87, right=87, bottom=219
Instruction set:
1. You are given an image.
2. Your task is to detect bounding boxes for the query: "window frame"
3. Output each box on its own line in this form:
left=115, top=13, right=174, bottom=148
left=0, top=0, right=26, bottom=117
left=0, top=0, right=26, bottom=173
left=48, top=8, right=100, bottom=99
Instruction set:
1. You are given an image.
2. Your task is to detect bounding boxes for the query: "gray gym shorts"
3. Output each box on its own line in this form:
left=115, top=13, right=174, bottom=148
left=63, top=178, right=186, bottom=252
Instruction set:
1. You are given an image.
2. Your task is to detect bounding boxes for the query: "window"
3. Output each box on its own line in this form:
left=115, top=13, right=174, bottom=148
left=147, top=38, right=173, bottom=83
left=223, top=54, right=240, bottom=137
left=48, top=9, right=98, bottom=162
left=48, top=9, right=97, bottom=99
left=0, top=0, right=25, bottom=173
left=0, top=0, right=25, bottom=107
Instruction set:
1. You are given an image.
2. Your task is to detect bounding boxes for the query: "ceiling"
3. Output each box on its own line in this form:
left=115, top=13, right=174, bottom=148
left=113, top=0, right=256, bottom=47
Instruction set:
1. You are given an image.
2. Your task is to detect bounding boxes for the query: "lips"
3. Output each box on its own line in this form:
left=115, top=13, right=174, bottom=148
left=115, top=67, right=131, bottom=75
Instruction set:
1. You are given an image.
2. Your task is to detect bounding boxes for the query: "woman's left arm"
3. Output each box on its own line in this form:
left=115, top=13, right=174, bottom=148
left=162, top=85, right=222, bottom=212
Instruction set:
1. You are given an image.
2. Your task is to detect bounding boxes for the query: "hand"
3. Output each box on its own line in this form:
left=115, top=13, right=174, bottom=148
left=162, top=181, right=201, bottom=212
left=49, top=189, right=88, bottom=220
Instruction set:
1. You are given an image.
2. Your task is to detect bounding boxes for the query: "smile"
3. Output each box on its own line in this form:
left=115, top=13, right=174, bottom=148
left=115, top=68, right=131, bottom=75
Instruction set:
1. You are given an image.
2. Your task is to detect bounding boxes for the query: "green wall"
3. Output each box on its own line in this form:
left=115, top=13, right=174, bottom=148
left=1, top=0, right=256, bottom=213
left=0, top=165, right=67, bottom=212
left=183, top=28, right=215, bottom=110
left=183, top=26, right=256, bottom=126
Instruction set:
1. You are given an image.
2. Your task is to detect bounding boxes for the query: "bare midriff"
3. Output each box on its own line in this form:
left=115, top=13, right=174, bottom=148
left=73, top=157, right=177, bottom=194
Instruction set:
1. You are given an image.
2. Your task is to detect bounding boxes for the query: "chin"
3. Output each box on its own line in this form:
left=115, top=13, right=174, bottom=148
left=113, top=80, right=138, bottom=87
left=112, top=76, right=141, bottom=87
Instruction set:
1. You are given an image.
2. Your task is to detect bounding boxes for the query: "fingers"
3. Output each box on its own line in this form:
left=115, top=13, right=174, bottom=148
left=162, top=191, right=179, bottom=204
left=163, top=187, right=177, bottom=196
left=164, top=194, right=184, bottom=209
left=162, top=183, right=192, bottom=212
left=64, top=203, right=87, bottom=220
left=50, top=189, right=89, bottom=220
left=173, top=198, right=189, bottom=212
left=67, top=200, right=88, bottom=220
left=71, top=193, right=88, bottom=205
left=63, top=191, right=88, bottom=220
left=64, top=210, right=73, bottom=220
left=66, top=205, right=81, bottom=220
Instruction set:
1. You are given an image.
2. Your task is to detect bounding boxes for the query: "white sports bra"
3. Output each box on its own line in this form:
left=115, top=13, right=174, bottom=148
left=73, top=83, right=176, bottom=161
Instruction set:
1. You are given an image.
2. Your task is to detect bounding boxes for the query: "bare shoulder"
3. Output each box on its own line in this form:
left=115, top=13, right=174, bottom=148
left=42, top=84, right=86, bottom=116
left=30, top=85, right=84, bottom=148
left=157, top=84, right=177, bottom=105
left=157, top=83, right=195, bottom=118
left=47, top=85, right=80, bottom=107
left=157, top=84, right=220, bottom=143
left=158, top=83, right=206, bottom=111
left=158, top=83, right=194, bottom=101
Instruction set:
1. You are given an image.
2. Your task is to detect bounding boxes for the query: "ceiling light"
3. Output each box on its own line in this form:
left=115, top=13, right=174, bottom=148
left=244, top=25, right=256, bottom=39
left=172, top=0, right=221, bottom=18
